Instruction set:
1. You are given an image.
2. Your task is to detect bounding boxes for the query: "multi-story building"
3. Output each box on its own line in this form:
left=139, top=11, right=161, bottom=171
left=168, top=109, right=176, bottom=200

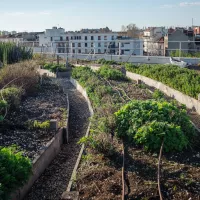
left=143, top=27, right=167, bottom=56
left=38, top=27, right=144, bottom=56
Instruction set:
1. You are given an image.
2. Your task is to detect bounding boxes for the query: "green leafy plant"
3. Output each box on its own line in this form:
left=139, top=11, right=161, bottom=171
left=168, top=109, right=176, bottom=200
left=97, top=65, right=127, bottom=81
left=152, top=89, right=164, bottom=100
left=115, top=100, right=195, bottom=152
left=33, top=120, right=50, bottom=129
left=1, top=87, right=23, bottom=109
left=0, top=146, right=32, bottom=200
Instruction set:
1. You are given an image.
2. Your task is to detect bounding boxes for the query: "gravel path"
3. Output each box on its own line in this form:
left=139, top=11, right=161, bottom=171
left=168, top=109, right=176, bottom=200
left=24, top=79, right=90, bottom=200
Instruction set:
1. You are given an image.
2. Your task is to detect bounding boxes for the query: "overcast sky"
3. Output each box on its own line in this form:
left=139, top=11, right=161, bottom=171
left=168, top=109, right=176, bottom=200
left=0, top=0, right=199, bottom=32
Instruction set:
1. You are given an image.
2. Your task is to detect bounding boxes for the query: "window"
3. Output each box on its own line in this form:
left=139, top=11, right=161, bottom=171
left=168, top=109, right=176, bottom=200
left=159, top=45, right=162, bottom=49
left=72, top=43, right=75, bottom=47
left=85, top=36, right=87, bottom=40
left=78, top=43, right=81, bottom=47
left=71, top=36, right=73, bottom=40
left=91, top=42, right=94, bottom=47
left=79, top=36, right=81, bottom=40
left=104, top=42, right=107, bottom=48
left=78, top=49, right=81, bottom=54
left=125, top=49, right=130, bottom=51
left=91, top=36, right=94, bottom=40
left=98, top=36, right=101, bottom=40
left=112, top=36, right=114, bottom=40
left=98, top=49, right=101, bottom=53
left=121, top=50, right=124, bottom=54
left=73, top=49, right=75, bottom=53
left=66, top=36, right=69, bottom=41
left=51, top=37, right=53, bottom=41
left=121, top=43, right=124, bottom=47
left=104, top=36, right=107, bottom=40
left=60, top=37, right=63, bottom=41
left=98, top=43, right=101, bottom=47
left=85, top=43, right=87, bottom=47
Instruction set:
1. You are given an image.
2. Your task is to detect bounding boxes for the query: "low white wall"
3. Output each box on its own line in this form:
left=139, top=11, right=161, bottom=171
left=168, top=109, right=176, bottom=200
left=126, top=71, right=200, bottom=115
left=12, top=129, right=64, bottom=200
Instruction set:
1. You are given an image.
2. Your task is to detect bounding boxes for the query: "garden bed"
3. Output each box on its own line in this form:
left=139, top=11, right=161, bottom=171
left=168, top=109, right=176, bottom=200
left=0, top=77, right=68, bottom=160
left=71, top=66, right=200, bottom=200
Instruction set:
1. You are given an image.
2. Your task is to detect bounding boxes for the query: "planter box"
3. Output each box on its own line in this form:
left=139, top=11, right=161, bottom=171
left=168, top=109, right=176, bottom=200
left=11, top=129, right=64, bottom=200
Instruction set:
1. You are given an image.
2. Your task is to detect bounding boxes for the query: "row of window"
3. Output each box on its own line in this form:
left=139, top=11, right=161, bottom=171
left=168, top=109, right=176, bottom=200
left=51, top=35, right=115, bottom=41
left=68, top=35, right=115, bottom=41
left=71, top=42, right=111, bottom=48
left=58, top=49, right=109, bottom=53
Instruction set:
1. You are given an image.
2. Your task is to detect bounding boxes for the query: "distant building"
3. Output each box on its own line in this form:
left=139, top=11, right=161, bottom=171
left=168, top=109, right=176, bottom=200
left=143, top=27, right=167, bottom=56
left=164, top=28, right=189, bottom=56
left=38, top=27, right=144, bottom=55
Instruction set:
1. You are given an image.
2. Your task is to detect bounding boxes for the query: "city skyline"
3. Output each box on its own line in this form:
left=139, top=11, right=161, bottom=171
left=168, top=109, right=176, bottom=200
left=0, top=0, right=199, bottom=32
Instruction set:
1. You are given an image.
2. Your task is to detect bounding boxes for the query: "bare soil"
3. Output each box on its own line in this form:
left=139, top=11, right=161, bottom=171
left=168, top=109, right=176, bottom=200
left=0, top=78, right=68, bottom=160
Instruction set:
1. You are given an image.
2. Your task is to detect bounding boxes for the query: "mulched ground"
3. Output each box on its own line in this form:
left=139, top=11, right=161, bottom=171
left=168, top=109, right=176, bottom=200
left=0, top=78, right=68, bottom=160
left=24, top=79, right=90, bottom=200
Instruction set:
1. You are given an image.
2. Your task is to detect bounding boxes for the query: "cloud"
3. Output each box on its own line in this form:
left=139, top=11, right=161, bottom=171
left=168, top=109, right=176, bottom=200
left=160, top=4, right=176, bottom=8
left=179, top=2, right=200, bottom=6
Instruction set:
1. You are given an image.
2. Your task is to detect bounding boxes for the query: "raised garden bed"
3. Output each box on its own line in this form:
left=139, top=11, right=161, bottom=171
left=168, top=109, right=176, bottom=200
left=0, top=77, right=68, bottom=160
left=71, top=66, right=200, bottom=200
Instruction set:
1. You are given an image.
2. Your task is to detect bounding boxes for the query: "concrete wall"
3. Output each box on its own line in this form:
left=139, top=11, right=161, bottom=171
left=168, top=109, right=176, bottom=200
left=53, top=53, right=200, bottom=65
left=126, top=71, right=200, bottom=115
left=12, top=129, right=64, bottom=200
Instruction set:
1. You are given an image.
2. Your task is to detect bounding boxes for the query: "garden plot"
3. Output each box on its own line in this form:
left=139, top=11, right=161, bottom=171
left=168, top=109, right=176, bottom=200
left=0, top=77, right=68, bottom=160
left=71, top=66, right=200, bottom=200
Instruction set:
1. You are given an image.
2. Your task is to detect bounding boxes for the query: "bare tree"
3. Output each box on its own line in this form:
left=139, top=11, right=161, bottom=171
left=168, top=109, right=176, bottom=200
left=120, top=23, right=139, bottom=38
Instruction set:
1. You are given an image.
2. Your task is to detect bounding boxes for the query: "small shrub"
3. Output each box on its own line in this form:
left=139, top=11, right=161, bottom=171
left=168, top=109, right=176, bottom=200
left=1, top=87, right=23, bottom=109
left=152, top=89, right=164, bottom=100
left=97, top=65, right=127, bottom=81
left=115, top=100, right=195, bottom=152
left=33, top=120, right=50, bottom=129
left=0, top=61, right=39, bottom=95
left=0, top=146, right=32, bottom=200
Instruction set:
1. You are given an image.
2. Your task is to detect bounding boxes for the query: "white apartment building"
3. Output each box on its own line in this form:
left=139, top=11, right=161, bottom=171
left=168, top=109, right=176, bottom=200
left=38, top=27, right=144, bottom=56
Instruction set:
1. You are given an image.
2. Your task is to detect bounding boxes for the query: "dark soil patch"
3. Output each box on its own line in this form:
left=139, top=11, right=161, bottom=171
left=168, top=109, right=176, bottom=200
left=0, top=78, right=68, bottom=160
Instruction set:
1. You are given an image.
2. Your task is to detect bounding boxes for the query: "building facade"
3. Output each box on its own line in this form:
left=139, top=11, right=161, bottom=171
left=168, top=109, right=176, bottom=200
left=143, top=27, right=167, bottom=56
left=38, top=27, right=144, bottom=56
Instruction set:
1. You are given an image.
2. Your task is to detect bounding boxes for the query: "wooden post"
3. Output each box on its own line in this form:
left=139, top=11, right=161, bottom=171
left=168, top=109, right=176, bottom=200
left=57, top=55, right=59, bottom=65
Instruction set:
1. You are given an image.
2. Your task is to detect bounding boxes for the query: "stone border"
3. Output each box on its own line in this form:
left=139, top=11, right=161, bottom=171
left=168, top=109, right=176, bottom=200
left=126, top=71, right=200, bottom=115
left=11, top=128, right=64, bottom=200
left=62, top=78, right=94, bottom=197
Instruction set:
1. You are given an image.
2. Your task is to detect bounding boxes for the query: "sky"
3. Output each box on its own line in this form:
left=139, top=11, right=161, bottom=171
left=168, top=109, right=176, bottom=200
left=0, top=0, right=199, bottom=32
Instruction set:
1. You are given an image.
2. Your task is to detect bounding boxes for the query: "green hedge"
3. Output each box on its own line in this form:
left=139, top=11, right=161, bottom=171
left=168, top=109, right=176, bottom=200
left=0, top=42, right=32, bottom=65
left=125, top=63, right=200, bottom=99
left=0, top=146, right=32, bottom=200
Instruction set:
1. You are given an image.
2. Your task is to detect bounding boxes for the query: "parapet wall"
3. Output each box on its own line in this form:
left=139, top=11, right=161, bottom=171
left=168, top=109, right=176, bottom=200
left=126, top=71, right=200, bottom=115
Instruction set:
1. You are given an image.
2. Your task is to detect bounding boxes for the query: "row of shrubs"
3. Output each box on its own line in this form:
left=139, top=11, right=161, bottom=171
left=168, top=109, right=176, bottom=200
left=43, top=63, right=68, bottom=73
left=0, top=42, right=33, bottom=65
left=73, top=66, right=195, bottom=153
left=125, top=63, right=200, bottom=99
